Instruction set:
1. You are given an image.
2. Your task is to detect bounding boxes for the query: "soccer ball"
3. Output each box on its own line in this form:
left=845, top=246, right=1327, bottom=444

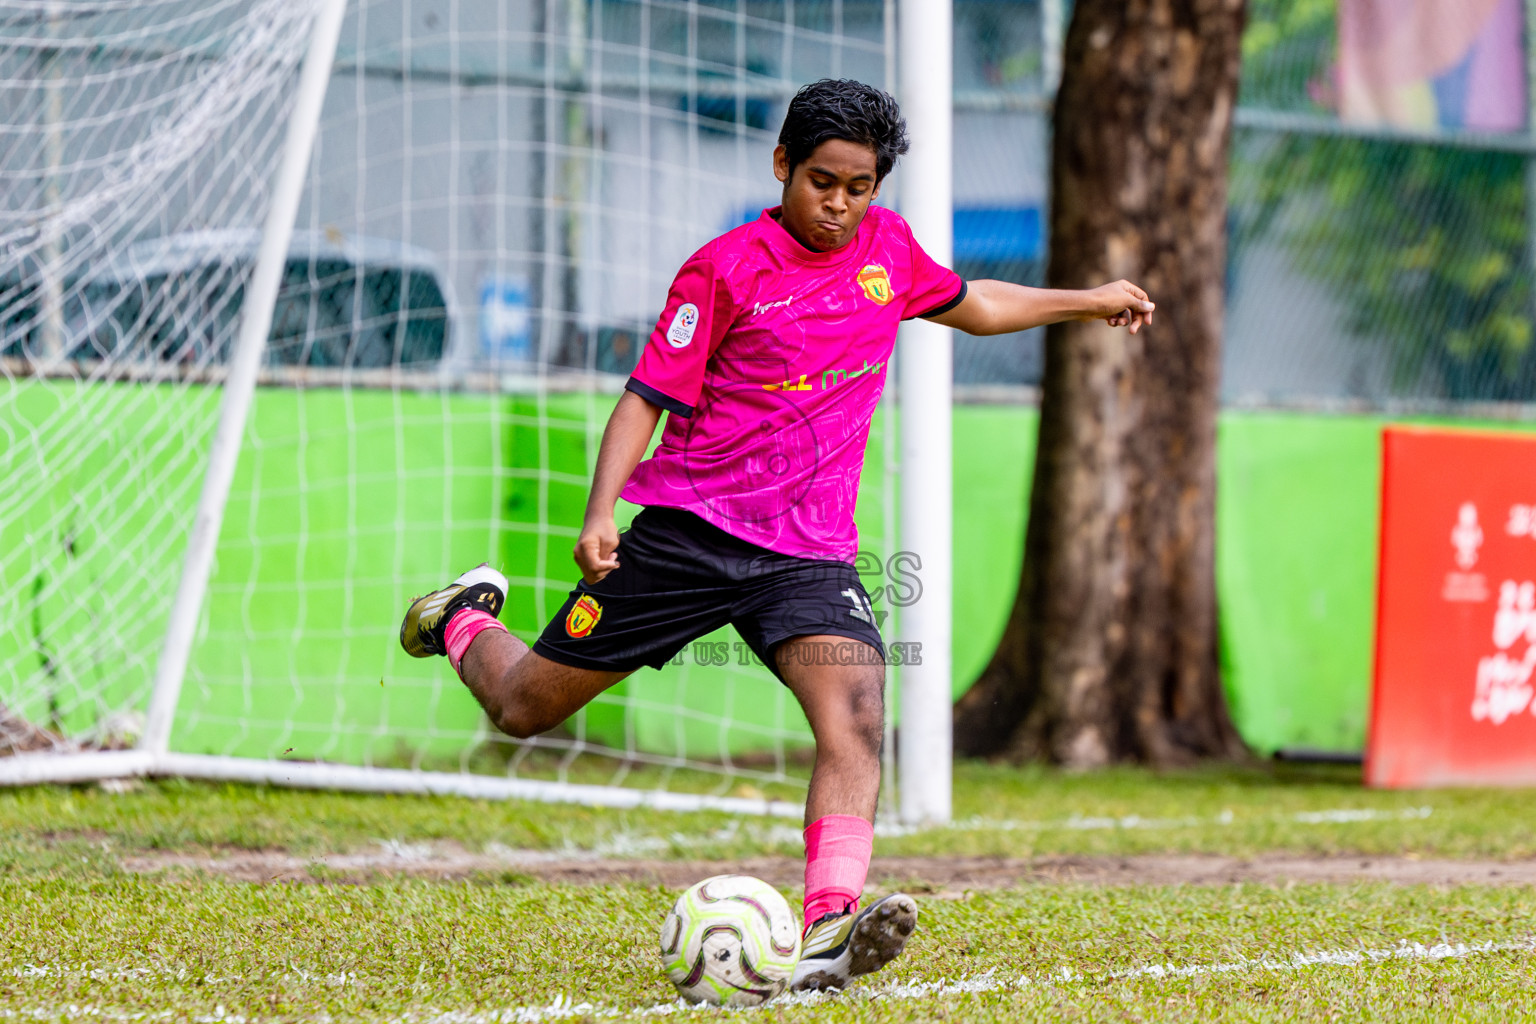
left=658, top=874, right=802, bottom=1006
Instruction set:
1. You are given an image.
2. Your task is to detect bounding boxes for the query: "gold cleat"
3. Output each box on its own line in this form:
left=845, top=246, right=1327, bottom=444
left=398, top=563, right=507, bottom=658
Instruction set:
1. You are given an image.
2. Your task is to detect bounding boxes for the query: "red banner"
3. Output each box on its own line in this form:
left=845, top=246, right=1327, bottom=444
left=1368, top=427, right=1536, bottom=787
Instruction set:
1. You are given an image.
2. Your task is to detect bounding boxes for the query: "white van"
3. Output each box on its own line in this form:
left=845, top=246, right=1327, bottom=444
left=5, top=229, right=453, bottom=383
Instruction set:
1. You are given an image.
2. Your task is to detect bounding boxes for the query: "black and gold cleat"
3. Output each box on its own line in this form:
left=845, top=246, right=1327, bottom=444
left=398, top=564, right=508, bottom=658
left=790, top=893, right=917, bottom=992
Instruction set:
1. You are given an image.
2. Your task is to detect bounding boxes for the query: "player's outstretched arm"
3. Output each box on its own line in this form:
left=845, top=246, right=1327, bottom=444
left=575, top=390, right=663, bottom=583
left=927, top=278, right=1154, bottom=336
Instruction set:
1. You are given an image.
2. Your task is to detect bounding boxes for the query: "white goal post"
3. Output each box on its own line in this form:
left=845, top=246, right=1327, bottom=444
left=897, top=0, right=954, bottom=826
left=142, top=0, right=350, bottom=759
left=0, top=0, right=955, bottom=825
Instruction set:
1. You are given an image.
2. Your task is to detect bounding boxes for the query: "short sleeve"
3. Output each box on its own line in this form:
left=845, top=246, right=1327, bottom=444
left=627, top=255, right=736, bottom=417
left=901, top=229, right=967, bottom=321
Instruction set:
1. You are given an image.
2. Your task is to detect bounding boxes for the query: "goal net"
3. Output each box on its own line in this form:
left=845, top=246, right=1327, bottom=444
left=0, top=0, right=902, bottom=816
left=0, top=0, right=326, bottom=753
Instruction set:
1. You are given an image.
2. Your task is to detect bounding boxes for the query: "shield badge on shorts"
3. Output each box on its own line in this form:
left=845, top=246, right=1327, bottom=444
left=565, top=594, right=603, bottom=638
left=857, top=264, right=895, bottom=305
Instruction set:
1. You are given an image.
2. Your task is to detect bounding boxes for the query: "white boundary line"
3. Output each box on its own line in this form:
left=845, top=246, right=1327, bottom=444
left=876, top=805, right=1435, bottom=837
left=541, top=805, right=1438, bottom=857
left=426, top=937, right=1536, bottom=1021
left=8, top=938, right=1531, bottom=1023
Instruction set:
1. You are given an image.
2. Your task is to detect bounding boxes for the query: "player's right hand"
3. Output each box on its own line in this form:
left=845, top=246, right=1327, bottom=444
left=574, top=518, right=621, bottom=583
left=1085, top=280, right=1154, bottom=333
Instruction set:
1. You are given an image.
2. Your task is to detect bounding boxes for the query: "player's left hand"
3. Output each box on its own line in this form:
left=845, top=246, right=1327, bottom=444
left=1084, top=280, right=1154, bottom=334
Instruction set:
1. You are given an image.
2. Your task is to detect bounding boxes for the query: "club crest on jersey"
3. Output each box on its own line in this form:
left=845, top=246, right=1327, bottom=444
left=667, top=303, right=700, bottom=347
left=856, top=264, right=894, bottom=305
left=565, top=595, right=603, bottom=638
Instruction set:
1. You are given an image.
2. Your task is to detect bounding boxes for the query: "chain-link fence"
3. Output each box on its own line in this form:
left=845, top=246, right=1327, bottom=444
left=948, top=0, right=1536, bottom=407
left=7, top=1, right=1527, bottom=404
left=1228, top=1, right=1534, bottom=409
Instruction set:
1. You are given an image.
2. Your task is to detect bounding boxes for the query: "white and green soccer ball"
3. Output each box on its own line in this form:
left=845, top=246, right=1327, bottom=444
left=658, top=874, right=802, bottom=1006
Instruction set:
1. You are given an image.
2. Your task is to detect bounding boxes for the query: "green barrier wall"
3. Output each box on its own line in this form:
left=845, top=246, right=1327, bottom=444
left=1215, top=414, right=1383, bottom=753
left=176, top=387, right=511, bottom=764
left=11, top=378, right=1525, bottom=761
left=1, top=381, right=222, bottom=735
left=911, top=408, right=1384, bottom=756
left=1216, top=412, right=1536, bottom=754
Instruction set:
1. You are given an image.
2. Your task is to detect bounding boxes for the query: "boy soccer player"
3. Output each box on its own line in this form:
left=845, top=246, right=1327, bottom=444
left=400, top=79, right=1152, bottom=991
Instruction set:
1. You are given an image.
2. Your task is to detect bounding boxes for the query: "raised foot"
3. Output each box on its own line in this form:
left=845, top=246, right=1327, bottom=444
left=398, top=563, right=508, bottom=658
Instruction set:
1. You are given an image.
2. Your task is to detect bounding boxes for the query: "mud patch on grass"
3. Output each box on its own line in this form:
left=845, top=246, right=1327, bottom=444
left=115, top=843, right=1536, bottom=891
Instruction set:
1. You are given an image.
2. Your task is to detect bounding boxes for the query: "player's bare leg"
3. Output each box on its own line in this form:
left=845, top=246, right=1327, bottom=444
left=398, top=564, right=628, bottom=739
left=458, top=634, right=629, bottom=739
left=777, top=635, right=884, bottom=825
left=778, top=635, right=916, bottom=992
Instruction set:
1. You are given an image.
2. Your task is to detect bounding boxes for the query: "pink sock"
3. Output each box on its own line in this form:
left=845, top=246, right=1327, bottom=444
left=444, top=609, right=507, bottom=676
left=802, top=813, right=873, bottom=932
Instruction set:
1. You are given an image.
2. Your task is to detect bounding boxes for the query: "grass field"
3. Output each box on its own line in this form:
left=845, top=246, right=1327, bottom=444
left=5, top=762, right=1536, bottom=1022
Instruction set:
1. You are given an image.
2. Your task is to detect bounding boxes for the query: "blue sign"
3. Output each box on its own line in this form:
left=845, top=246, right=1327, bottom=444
left=727, top=204, right=1043, bottom=263
left=479, top=273, right=533, bottom=365
left=953, top=206, right=1042, bottom=263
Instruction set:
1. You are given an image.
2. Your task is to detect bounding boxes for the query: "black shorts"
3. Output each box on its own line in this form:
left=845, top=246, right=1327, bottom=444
left=532, top=507, right=886, bottom=681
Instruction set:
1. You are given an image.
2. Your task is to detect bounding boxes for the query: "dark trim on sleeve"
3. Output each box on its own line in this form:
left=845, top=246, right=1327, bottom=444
left=906, top=279, right=969, bottom=322
left=625, top=376, right=694, bottom=418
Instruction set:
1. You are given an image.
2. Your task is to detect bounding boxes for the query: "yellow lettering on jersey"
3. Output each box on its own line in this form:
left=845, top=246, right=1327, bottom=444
left=762, top=374, right=812, bottom=392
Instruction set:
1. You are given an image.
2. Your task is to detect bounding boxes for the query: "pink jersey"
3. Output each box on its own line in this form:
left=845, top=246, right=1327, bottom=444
left=621, top=204, right=965, bottom=563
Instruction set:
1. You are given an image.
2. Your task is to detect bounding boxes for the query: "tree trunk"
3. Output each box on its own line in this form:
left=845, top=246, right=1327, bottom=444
left=953, top=0, right=1249, bottom=767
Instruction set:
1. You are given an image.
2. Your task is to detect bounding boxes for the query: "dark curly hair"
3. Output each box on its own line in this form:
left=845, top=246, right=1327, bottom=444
left=778, top=79, right=910, bottom=182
